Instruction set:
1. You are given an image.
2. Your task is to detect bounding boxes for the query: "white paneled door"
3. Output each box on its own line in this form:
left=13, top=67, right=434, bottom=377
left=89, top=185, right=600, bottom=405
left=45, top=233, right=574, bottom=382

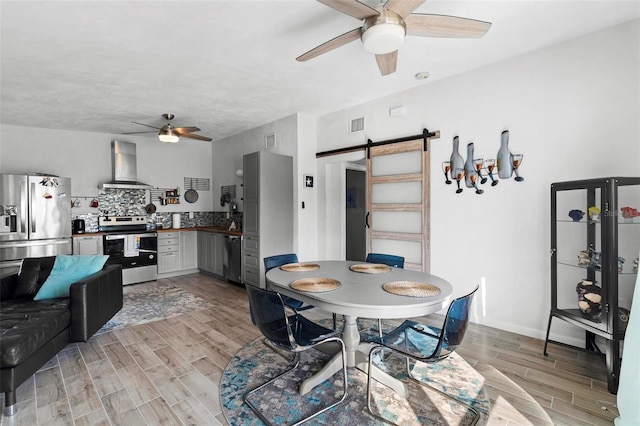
left=366, top=136, right=434, bottom=272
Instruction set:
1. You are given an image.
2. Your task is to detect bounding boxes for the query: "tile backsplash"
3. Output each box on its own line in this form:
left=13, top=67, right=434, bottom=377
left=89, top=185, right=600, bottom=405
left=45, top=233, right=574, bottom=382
left=73, top=188, right=242, bottom=232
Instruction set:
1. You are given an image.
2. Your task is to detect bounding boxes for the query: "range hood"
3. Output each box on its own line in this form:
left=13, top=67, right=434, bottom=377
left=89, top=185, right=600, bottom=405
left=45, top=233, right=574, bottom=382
left=98, top=141, right=153, bottom=190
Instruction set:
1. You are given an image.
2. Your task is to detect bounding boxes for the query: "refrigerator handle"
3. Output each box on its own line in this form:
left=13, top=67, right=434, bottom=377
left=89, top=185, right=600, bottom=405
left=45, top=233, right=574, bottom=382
left=31, top=182, right=36, bottom=233
left=20, top=180, right=27, bottom=233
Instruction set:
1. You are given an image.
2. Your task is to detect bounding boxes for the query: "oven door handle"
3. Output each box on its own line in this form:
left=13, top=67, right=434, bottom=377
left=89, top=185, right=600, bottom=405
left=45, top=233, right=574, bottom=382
left=105, top=235, right=125, bottom=241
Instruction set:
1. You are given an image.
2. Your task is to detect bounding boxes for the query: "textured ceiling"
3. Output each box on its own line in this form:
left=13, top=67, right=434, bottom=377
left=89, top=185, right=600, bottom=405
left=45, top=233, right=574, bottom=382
left=1, top=1, right=638, bottom=142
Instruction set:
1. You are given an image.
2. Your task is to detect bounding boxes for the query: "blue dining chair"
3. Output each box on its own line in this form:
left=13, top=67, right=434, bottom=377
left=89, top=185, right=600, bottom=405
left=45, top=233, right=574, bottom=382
left=366, top=252, right=405, bottom=338
left=243, top=285, right=348, bottom=425
left=365, top=252, right=405, bottom=268
left=365, top=285, right=480, bottom=425
left=264, top=253, right=338, bottom=329
left=263, top=253, right=315, bottom=313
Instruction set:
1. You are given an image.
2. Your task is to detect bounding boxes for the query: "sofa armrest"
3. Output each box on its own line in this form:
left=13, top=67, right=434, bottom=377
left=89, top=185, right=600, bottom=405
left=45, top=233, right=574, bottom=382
left=68, top=264, right=123, bottom=342
left=0, top=274, right=18, bottom=301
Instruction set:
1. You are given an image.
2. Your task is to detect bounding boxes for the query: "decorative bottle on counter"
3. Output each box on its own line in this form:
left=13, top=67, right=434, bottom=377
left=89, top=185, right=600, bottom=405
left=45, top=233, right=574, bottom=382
left=464, top=142, right=477, bottom=188
left=497, top=130, right=513, bottom=179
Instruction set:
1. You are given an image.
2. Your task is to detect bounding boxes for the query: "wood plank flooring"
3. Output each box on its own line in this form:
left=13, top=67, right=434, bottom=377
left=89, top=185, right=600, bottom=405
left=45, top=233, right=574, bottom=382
left=1, top=273, right=618, bottom=425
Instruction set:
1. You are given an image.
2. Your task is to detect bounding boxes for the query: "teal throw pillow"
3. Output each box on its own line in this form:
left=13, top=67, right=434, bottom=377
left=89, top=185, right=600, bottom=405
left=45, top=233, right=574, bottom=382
left=33, top=254, right=109, bottom=300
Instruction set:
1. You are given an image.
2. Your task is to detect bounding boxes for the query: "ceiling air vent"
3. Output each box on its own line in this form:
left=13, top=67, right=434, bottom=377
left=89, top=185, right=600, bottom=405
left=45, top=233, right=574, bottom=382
left=264, top=133, right=276, bottom=149
left=350, top=116, right=365, bottom=134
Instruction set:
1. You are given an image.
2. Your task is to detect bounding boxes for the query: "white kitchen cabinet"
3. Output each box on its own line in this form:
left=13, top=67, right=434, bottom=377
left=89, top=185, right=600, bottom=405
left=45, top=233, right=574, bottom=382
left=158, top=232, right=180, bottom=274
left=242, top=151, right=293, bottom=288
left=197, top=231, right=224, bottom=277
left=158, top=230, right=199, bottom=275
left=72, top=235, right=103, bottom=255
left=180, top=231, right=198, bottom=270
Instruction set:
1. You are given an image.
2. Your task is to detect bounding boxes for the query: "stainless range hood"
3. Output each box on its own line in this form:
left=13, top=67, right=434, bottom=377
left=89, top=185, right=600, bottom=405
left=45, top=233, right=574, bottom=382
left=99, top=141, right=153, bottom=190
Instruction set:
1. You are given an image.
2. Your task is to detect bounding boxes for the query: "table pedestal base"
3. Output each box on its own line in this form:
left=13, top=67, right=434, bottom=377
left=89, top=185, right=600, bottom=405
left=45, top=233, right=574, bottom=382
left=299, top=316, right=408, bottom=398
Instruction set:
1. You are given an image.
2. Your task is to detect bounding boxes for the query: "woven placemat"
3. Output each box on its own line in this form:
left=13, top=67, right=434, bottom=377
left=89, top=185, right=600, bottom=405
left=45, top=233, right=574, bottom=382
left=280, top=263, right=320, bottom=272
left=349, top=263, right=391, bottom=274
left=383, top=281, right=441, bottom=298
left=290, top=278, right=341, bottom=292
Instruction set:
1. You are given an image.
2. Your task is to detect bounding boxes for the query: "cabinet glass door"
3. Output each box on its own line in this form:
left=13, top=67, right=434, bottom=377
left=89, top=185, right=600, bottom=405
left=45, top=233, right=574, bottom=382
left=553, top=183, right=607, bottom=332
left=617, top=184, right=640, bottom=315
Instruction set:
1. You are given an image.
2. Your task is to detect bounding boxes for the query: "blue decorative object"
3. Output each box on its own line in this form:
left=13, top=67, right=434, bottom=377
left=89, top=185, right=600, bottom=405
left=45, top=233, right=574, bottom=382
left=33, top=255, right=109, bottom=300
left=569, top=209, right=585, bottom=221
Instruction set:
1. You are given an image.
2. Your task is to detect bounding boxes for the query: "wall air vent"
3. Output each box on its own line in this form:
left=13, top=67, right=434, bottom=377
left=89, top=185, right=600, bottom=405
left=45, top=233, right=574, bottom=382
left=350, top=116, right=365, bottom=134
left=265, top=133, right=276, bottom=149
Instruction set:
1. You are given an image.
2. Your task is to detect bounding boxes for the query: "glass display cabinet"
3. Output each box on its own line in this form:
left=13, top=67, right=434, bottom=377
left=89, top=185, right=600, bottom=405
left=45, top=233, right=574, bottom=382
left=544, top=177, right=640, bottom=393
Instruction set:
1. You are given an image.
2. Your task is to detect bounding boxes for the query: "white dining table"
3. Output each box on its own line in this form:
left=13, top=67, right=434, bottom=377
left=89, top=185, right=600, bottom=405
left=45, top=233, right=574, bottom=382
left=265, top=260, right=453, bottom=397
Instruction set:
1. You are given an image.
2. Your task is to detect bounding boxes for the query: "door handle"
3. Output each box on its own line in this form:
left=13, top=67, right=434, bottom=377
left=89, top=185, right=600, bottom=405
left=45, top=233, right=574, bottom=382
left=31, top=182, right=36, bottom=233
left=365, top=212, right=370, bottom=228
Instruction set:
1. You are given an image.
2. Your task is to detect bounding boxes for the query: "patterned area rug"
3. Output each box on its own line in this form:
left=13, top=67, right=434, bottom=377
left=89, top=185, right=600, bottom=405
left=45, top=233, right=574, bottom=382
left=98, top=284, right=213, bottom=333
left=220, top=321, right=490, bottom=425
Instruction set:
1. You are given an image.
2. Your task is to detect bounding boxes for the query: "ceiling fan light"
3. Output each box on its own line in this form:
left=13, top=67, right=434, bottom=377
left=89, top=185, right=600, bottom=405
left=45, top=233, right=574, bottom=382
left=158, top=129, right=179, bottom=143
left=362, top=23, right=405, bottom=55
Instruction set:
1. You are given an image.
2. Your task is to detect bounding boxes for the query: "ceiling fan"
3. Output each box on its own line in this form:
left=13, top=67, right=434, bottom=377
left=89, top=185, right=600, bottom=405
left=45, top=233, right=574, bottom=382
left=123, top=113, right=213, bottom=143
left=296, top=0, right=491, bottom=76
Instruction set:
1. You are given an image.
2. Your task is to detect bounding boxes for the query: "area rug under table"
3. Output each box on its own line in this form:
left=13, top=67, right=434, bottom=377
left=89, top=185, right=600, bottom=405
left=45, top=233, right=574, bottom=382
left=98, top=284, right=213, bottom=333
left=221, top=323, right=490, bottom=426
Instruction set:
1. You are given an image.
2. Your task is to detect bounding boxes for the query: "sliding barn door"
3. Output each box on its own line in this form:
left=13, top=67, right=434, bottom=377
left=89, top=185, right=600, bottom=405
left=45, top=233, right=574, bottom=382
left=367, top=137, right=431, bottom=272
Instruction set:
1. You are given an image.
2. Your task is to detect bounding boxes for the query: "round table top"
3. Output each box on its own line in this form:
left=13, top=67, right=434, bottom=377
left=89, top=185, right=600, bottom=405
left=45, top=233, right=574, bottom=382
left=266, top=260, right=453, bottom=319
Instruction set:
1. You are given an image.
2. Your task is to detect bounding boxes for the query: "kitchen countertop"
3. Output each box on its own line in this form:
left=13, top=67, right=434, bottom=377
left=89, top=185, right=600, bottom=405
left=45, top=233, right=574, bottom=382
left=157, top=226, right=242, bottom=236
left=73, top=226, right=242, bottom=238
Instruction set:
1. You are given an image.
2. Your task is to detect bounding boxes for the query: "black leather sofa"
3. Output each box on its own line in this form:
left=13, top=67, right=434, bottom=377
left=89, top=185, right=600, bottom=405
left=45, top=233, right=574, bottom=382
left=0, top=257, right=123, bottom=416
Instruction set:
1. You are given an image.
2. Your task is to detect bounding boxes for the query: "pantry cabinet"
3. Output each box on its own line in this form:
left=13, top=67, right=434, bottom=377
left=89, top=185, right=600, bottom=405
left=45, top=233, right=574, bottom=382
left=241, top=151, right=293, bottom=289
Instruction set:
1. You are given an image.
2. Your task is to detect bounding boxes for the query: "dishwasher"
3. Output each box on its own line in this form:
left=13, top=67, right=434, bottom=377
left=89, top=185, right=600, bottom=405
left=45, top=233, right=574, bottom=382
left=224, top=235, right=242, bottom=285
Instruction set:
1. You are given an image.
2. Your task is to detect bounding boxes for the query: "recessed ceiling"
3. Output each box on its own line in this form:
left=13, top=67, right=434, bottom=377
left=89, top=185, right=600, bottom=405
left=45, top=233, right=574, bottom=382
left=1, top=1, right=638, bottom=141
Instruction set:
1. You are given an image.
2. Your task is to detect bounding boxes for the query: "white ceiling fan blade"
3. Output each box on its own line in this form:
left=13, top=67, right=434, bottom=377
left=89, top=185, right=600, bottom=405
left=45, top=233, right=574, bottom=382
left=405, top=13, right=491, bottom=38
left=297, top=27, right=362, bottom=62
left=317, top=0, right=380, bottom=20
left=375, top=50, right=398, bottom=76
left=384, top=0, right=425, bottom=18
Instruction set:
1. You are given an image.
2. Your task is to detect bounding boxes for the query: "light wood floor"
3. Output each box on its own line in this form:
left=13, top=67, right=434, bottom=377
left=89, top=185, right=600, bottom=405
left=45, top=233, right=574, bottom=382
left=1, top=273, right=618, bottom=425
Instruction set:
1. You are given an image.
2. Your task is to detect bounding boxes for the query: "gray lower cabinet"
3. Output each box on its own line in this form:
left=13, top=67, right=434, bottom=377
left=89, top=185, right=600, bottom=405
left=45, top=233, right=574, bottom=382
left=180, top=231, right=198, bottom=270
left=197, top=231, right=224, bottom=277
left=72, top=235, right=103, bottom=255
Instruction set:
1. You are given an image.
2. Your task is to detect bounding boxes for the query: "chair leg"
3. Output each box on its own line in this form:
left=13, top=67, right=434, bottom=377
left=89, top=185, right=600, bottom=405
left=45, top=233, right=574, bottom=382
left=367, top=346, right=481, bottom=426
left=3, top=391, right=16, bottom=417
left=244, top=338, right=348, bottom=426
left=377, top=318, right=386, bottom=361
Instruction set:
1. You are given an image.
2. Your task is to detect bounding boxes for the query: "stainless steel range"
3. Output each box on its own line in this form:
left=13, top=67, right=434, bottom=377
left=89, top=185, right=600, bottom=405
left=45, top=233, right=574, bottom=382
left=99, top=215, right=157, bottom=285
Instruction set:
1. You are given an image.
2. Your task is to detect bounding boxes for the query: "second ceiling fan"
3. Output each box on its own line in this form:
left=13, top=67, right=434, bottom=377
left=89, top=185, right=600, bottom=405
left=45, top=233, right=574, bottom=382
left=297, top=0, right=492, bottom=76
left=123, top=114, right=213, bottom=143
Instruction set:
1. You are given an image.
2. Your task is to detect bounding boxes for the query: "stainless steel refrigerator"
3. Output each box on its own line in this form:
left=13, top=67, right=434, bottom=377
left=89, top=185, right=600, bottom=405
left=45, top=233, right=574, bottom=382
left=0, top=174, right=72, bottom=275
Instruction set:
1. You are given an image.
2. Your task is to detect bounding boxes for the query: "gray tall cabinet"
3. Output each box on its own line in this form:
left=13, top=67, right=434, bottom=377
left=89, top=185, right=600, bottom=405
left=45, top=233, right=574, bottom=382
left=241, top=151, right=293, bottom=289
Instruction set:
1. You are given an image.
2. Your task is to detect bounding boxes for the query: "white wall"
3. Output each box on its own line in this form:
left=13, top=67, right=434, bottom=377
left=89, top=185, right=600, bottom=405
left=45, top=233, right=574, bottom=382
left=0, top=125, right=214, bottom=213
left=314, top=20, right=640, bottom=342
left=212, top=113, right=319, bottom=260
left=296, top=114, right=319, bottom=260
